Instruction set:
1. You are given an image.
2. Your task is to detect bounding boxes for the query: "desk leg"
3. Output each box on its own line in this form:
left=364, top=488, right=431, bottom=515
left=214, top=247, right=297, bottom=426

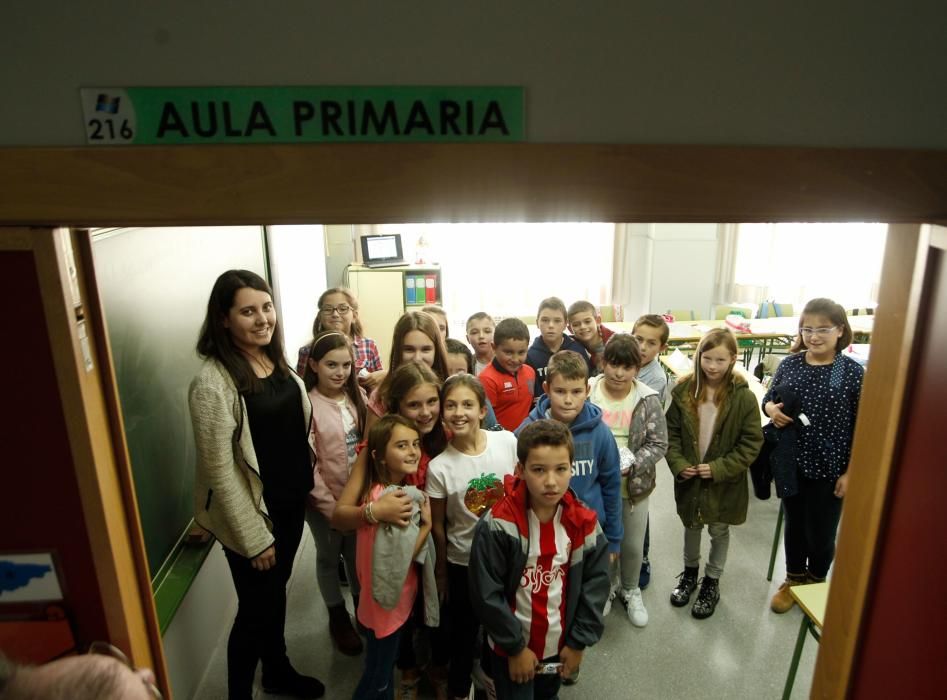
left=767, top=502, right=784, bottom=582
left=782, top=614, right=809, bottom=700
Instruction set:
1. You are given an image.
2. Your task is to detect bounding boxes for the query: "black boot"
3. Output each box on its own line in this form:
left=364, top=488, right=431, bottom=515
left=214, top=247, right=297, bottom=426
left=261, top=664, right=326, bottom=699
left=691, top=576, right=720, bottom=619
left=670, top=567, right=699, bottom=607
left=328, top=604, right=363, bottom=656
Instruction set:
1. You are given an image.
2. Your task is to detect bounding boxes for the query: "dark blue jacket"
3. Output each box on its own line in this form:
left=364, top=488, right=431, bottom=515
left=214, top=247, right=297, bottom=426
left=526, top=335, right=591, bottom=400
left=516, top=399, right=623, bottom=553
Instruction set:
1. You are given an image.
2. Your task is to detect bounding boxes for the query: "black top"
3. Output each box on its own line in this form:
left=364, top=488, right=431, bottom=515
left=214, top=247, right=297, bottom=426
left=243, top=371, right=313, bottom=506
left=761, top=352, right=864, bottom=481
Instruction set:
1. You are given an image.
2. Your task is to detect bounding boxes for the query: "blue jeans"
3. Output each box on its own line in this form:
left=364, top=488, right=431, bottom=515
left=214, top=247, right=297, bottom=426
left=353, top=625, right=403, bottom=699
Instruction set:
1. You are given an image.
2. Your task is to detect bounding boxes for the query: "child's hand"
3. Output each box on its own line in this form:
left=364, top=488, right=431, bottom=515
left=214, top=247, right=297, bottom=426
left=372, top=490, right=414, bottom=526
left=696, top=463, right=713, bottom=479
left=359, top=369, right=386, bottom=390
left=419, top=494, right=432, bottom=528
left=678, top=466, right=698, bottom=480
left=508, top=648, right=538, bottom=684
left=435, top=568, right=449, bottom=604
left=834, top=472, right=849, bottom=498
left=765, top=401, right=794, bottom=428
left=559, top=646, right=583, bottom=679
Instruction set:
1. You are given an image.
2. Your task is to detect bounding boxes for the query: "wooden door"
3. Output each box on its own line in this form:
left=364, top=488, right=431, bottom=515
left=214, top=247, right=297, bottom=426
left=0, top=228, right=168, bottom=695
left=813, top=225, right=947, bottom=697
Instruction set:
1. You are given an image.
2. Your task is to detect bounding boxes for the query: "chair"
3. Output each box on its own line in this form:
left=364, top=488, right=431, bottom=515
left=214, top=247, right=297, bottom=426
left=767, top=503, right=784, bottom=582
left=598, top=304, right=623, bottom=322
left=773, top=302, right=794, bottom=317
left=849, top=306, right=874, bottom=316
left=783, top=582, right=828, bottom=699
left=667, top=309, right=696, bottom=322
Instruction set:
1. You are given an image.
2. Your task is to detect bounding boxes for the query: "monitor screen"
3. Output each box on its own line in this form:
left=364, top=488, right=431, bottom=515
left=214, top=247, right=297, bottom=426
left=360, top=234, right=404, bottom=265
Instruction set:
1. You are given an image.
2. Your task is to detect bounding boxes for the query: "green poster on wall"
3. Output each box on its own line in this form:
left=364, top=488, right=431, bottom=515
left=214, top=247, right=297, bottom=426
left=79, top=86, right=524, bottom=145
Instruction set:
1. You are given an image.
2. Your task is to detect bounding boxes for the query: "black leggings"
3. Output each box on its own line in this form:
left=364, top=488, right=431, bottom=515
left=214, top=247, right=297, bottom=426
left=223, top=500, right=304, bottom=697
left=781, top=477, right=843, bottom=579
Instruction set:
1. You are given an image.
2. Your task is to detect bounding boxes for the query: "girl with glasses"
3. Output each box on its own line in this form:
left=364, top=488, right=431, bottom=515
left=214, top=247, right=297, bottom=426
left=763, top=298, right=864, bottom=613
left=295, top=288, right=384, bottom=390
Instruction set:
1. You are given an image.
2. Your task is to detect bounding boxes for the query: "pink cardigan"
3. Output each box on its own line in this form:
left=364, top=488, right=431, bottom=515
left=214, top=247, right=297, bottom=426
left=308, top=387, right=367, bottom=519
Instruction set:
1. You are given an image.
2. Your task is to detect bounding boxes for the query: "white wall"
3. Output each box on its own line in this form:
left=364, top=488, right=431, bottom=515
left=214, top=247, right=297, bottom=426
left=1, top=2, right=945, bottom=148
left=267, top=225, right=328, bottom=368
left=612, top=224, right=718, bottom=320
left=649, top=224, right=719, bottom=318
left=161, top=547, right=236, bottom=700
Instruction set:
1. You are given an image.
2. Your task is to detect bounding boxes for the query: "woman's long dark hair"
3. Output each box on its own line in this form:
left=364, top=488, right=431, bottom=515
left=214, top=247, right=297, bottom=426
left=196, top=269, right=288, bottom=393
left=303, top=330, right=367, bottom=433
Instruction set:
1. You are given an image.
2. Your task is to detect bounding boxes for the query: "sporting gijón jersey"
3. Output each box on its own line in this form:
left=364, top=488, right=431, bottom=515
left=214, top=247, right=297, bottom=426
left=512, top=507, right=571, bottom=660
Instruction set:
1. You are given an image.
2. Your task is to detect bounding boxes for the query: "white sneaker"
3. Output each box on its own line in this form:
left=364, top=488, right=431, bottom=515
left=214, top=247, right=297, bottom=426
left=602, top=587, right=617, bottom=616
left=623, top=587, right=649, bottom=627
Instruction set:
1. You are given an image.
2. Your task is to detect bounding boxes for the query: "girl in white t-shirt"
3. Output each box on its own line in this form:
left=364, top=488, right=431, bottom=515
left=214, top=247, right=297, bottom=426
left=426, top=374, right=518, bottom=700
left=302, top=330, right=368, bottom=656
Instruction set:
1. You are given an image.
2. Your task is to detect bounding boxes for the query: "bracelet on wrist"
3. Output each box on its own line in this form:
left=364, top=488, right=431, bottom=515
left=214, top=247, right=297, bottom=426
left=364, top=501, right=379, bottom=525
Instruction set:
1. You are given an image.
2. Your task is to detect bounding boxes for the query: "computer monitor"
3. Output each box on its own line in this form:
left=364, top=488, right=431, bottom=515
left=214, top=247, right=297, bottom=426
left=360, top=233, right=405, bottom=267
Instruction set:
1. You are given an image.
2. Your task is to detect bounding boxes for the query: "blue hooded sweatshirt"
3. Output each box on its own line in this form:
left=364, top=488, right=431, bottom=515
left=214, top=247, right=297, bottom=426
left=526, top=335, right=592, bottom=401
left=515, top=398, right=623, bottom=553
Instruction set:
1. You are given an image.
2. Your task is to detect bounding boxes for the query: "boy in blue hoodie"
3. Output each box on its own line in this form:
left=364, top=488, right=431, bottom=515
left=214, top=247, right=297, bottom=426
left=526, top=297, right=592, bottom=403
left=516, top=350, right=623, bottom=558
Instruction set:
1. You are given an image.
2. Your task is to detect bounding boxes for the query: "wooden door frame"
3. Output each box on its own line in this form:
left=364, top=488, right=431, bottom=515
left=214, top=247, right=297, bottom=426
left=2, top=143, right=946, bottom=699
left=0, top=228, right=166, bottom=692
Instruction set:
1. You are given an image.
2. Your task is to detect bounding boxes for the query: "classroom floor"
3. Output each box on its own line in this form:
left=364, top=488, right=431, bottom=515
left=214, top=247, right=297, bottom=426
left=191, top=459, right=819, bottom=700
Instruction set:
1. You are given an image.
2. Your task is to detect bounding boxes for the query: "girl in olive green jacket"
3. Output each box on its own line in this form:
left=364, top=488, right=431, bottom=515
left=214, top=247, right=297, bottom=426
left=665, top=329, right=763, bottom=619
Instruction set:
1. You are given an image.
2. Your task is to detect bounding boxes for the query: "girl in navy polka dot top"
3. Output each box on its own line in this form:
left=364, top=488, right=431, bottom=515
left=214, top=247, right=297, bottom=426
left=762, top=298, right=864, bottom=614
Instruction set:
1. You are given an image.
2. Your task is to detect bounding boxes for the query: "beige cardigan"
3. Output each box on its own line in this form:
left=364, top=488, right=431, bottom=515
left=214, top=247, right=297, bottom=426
left=188, top=358, right=312, bottom=558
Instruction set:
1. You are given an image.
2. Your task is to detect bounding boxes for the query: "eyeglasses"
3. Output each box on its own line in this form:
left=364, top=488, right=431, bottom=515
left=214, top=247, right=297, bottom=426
left=320, top=304, right=352, bottom=315
left=800, top=326, right=838, bottom=336
left=88, top=641, right=163, bottom=699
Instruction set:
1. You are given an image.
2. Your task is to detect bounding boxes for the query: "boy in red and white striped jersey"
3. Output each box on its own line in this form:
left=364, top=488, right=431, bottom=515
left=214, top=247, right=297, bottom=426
left=469, top=420, right=610, bottom=699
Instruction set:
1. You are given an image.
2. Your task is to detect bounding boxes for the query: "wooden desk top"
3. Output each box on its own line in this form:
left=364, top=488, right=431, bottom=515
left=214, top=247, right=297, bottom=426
left=790, top=581, right=829, bottom=630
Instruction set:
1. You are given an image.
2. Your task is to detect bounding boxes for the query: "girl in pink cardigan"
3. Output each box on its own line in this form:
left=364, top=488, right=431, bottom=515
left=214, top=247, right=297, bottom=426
left=303, top=330, right=368, bottom=656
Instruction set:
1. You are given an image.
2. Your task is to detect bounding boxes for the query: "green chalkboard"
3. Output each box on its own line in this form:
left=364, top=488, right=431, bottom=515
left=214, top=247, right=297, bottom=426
left=92, top=226, right=268, bottom=578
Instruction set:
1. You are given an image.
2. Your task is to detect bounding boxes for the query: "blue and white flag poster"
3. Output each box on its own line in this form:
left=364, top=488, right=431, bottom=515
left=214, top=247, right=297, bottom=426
left=0, top=553, right=63, bottom=602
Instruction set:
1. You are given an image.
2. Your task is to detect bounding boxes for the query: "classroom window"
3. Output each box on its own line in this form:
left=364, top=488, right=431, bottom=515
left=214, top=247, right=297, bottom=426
left=733, top=223, right=887, bottom=311
left=375, top=222, right=614, bottom=321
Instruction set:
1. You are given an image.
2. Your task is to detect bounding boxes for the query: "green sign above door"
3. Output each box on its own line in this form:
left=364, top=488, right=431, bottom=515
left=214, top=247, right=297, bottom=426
left=79, top=86, right=524, bottom=145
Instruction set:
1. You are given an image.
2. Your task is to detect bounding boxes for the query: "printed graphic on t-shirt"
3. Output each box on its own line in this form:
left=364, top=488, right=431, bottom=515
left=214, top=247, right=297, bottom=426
left=572, top=441, right=595, bottom=478
left=463, top=472, right=504, bottom=517
left=513, top=508, right=571, bottom=660
left=598, top=406, right=632, bottom=431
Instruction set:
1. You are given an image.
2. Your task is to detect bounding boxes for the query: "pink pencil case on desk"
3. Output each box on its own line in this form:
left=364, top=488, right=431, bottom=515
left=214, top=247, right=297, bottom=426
left=725, top=315, right=751, bottom=333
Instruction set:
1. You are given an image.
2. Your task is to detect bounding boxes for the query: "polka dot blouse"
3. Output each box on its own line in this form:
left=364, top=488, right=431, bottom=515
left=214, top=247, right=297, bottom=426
left=761, top=352, right=864, bottom=480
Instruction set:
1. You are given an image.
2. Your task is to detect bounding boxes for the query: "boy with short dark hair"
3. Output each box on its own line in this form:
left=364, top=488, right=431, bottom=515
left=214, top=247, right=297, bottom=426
left=466, top=311, right=496, bottom=375
left=516, top=351, right=623, bottom=558
left=479, top=318, right=536, bottom=431
left=445, top=337, right=474, bottom=376
left=469, top=420, right=609, bottom=699
left=630, top=314, right=670, bottom=591
left=567, top=300, right=615, bottom=375
left=632, top=314, right=670, bottom=404
left=526, top=297, right=591, bottom=402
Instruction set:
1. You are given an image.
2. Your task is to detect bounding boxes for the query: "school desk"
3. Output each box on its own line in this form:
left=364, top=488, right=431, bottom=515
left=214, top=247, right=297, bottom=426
left=783, top=582, right=829, bottom=700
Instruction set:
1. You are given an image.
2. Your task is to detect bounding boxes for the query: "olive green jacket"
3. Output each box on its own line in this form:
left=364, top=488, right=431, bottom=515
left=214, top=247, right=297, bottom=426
left=666, top=374, right=763, bottom=526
